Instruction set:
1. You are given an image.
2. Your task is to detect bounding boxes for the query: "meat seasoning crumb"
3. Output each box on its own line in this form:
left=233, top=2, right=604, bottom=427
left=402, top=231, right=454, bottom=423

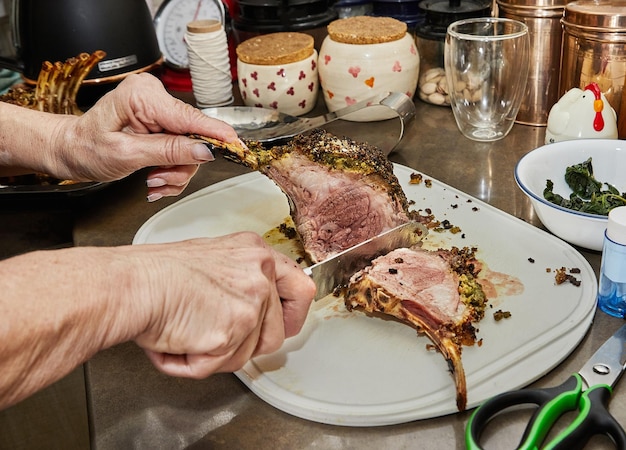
left=494, top=310, right=512, bottom=321
left=553, top=267, right=582, bottom=287
left=278, top=222, right=297, bottom=239
left=409, top=172, right=423, bottom=184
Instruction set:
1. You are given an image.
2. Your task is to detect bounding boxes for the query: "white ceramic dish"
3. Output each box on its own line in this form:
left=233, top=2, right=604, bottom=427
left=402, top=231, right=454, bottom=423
left=134, top=164, right=597, bottom=426
left=515, top=139, right=626, bottom=251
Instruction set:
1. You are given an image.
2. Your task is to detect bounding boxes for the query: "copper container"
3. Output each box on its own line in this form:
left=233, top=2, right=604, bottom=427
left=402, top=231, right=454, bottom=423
left=497, top=0, right=568, bottom=126
left=560, top=0, right=626, bottom=138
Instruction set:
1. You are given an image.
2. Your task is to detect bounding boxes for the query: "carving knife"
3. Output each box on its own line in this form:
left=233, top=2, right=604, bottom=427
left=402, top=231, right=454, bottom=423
left=304, top=221, right=428, bottom=301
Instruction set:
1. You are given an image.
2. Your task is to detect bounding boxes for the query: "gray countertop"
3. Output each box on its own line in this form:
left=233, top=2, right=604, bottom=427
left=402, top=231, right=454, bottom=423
left=72, top=97, right=624, bottom=449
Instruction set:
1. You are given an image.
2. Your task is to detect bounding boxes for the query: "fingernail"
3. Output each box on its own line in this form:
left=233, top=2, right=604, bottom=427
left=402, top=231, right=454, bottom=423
left=146, top=177, right=167, bottom=188
left=191, top=143, right=215, bottom=162
left=147, top=192, right=163, bottom=202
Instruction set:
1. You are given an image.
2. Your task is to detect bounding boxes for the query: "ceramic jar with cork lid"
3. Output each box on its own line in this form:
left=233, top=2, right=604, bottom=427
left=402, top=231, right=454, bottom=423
left=236, top=32, right=319, bottom=116
left=415, top=0, right=491, bottom=106
left=317, top=15, right=420, bottom=121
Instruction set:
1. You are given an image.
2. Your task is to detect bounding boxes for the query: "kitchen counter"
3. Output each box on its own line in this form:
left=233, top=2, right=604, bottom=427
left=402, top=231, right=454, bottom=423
left=75, top=96, right=623, bottom=449
left=2, top=92, right=623, bottom=449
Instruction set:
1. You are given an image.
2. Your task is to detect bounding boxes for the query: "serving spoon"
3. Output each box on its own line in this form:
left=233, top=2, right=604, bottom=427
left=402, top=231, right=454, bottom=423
left=201, top=91, right=416, bottom=151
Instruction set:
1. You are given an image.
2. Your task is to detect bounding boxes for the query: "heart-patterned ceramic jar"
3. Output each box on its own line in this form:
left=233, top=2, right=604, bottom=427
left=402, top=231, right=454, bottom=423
left=236, top=32, right=319, bottom=116
left=318, top=16, right=420, bottom=121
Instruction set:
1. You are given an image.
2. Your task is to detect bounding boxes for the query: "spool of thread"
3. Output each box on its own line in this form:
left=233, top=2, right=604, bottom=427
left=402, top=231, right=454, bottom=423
left=185, top=20, right=233, bottom=108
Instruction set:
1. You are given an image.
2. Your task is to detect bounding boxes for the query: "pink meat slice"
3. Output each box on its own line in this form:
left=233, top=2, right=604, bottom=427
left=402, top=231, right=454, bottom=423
left=265, top=152, right=409, bottom=262
left=345, top=247, right=486, bottom=411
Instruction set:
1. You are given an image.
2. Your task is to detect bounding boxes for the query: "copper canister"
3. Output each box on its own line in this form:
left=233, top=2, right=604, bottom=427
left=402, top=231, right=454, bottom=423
left=559, top=1, right=626, bottom=138
left=497, top=0, right=567, bottom=126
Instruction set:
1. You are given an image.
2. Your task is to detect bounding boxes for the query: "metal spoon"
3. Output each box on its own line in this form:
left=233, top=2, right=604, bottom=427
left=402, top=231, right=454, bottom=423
left=201, top=91, right=415, bottom=148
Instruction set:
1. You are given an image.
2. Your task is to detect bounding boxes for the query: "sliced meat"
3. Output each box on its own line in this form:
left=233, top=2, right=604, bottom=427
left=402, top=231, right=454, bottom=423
left=344, top=246, right=487, bottom=411
left=200, top=129, right=414, bottom=262
left=264, top=150, right=409, bottom=262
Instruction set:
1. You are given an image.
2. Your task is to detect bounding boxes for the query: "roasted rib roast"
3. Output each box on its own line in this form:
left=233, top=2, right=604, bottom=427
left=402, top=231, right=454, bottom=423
left=199, top=126, right=488, bottom=412
left=0, top=51, right=105, bottom=115
left=198, top=129, right=415, bottom=263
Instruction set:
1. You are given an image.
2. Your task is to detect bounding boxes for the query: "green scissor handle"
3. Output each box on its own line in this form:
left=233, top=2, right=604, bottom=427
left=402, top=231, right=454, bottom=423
left=546, top=384, right=626, bottom=450
left=466, top=374, right=626, bottom=449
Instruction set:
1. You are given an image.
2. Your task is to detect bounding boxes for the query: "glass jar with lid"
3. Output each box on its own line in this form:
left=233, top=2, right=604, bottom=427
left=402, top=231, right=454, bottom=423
left=559, top=0, right=626, bottom=138
left=415, top=0, right=491, bottom=106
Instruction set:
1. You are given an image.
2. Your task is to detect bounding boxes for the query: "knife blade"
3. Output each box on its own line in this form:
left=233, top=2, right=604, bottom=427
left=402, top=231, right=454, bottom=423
left=304, top=221, right=428, bottom=301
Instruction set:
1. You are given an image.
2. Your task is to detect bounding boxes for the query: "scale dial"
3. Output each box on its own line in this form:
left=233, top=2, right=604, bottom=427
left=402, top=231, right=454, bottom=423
left=154, top=0, right=226, bottom=70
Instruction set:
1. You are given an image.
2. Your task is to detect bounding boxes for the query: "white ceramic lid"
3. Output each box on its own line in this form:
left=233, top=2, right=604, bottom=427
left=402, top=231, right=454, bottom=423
left=607, top=206, right=626, bottom=244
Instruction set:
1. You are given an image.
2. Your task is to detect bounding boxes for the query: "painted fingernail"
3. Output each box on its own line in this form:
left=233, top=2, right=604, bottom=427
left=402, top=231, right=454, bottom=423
left=147, top=192, right=163, bottom=202
left=192, top=143, right=215, bottom=162
left=146, top=177, right=167, bottom=188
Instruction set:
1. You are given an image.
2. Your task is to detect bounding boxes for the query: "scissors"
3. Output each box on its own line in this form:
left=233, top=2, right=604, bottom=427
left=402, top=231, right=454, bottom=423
left=466, top=323, right=626, bottom=450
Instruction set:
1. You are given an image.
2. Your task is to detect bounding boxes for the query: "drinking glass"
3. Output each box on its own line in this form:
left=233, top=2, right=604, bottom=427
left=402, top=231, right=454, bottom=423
left=444, top=18, right=529, bottom=142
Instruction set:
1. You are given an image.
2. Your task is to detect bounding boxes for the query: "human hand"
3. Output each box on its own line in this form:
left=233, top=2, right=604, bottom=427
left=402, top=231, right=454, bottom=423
left=130, top=232, right=316, bottom=377
left=55, top=73, right=242, bottom=200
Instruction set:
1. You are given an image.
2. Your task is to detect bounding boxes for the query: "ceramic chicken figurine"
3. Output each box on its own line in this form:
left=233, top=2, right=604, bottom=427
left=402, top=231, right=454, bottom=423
left=545, top=82, right=618, bottom=144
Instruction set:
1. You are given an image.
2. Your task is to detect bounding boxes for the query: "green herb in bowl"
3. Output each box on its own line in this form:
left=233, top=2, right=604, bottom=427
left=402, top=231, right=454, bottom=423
left=543, top=157, right=626, bottom=216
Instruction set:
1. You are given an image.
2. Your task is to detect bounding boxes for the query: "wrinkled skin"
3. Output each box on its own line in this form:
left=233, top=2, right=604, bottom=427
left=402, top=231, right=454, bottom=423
left=134, top=233, right=315, bottom=377
left=0, top=74, right=316, bottom=409
left=0, top=72, right=242, bottom=201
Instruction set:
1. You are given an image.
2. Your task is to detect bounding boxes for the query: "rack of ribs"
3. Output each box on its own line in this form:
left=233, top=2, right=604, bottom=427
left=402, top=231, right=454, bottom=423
left=197, top=127, right=489, bottom=412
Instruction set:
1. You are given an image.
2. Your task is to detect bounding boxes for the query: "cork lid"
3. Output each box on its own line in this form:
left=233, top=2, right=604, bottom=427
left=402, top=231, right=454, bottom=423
left=327, top=16, right=407, bottom=44
left=187, top=19, right=222, bottom=33
left=236, top=32, right=315, bottom=65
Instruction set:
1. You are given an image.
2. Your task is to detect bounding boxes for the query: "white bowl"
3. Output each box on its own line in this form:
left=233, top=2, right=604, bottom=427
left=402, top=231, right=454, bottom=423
left=515, top=139, right=626, bottom=251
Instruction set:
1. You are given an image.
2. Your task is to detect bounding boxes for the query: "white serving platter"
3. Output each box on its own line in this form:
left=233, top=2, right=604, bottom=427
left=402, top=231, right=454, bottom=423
left=133, top=163, right=597, bottom=426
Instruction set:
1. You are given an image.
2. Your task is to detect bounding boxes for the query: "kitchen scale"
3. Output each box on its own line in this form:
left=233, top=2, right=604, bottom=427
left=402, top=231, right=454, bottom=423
left=153, top=0, right=232, bottom=91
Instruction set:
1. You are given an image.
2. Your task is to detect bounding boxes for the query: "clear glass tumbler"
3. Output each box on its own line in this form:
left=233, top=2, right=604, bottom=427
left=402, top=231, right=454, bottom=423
left=444, top=17, right=529, bottom=142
